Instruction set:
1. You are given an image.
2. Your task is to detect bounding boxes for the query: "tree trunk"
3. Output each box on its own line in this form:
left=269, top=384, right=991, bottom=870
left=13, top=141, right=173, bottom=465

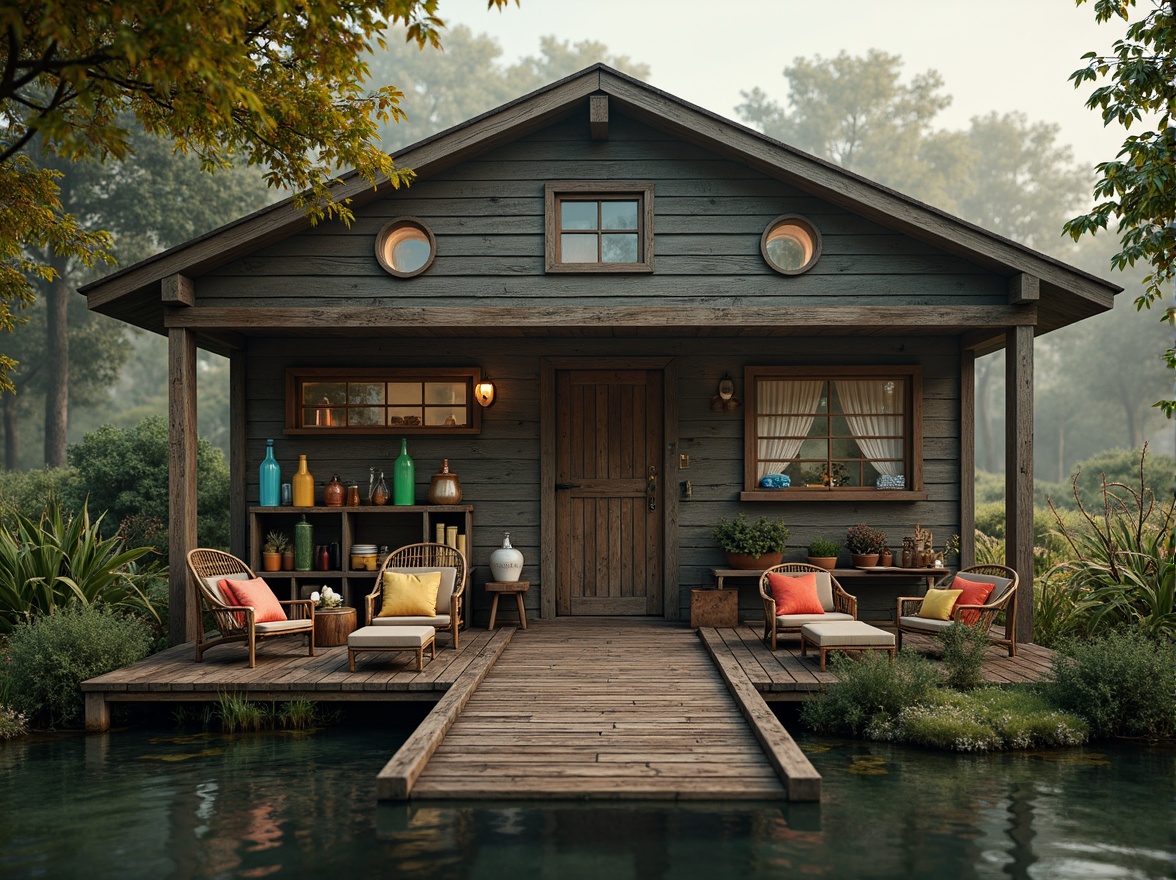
left=43, top=253, right=70, bottom=468
left=3, top=392, right=17, bottom=471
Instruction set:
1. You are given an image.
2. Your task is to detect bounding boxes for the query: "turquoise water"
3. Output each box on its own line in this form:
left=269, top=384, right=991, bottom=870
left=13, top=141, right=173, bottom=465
left=1, top=720, right=1173, bottom=879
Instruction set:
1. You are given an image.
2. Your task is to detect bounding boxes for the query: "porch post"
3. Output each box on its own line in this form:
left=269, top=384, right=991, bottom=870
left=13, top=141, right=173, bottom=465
left=168, top=326, right=199, bottom=646
left=960, top=348, right=976, bottom=568
left=1005, top=324, right=1034, bottom=644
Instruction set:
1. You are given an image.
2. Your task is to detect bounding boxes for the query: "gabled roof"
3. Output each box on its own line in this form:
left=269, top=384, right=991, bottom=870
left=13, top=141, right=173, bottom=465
left=81, top=64, right=1121, bottom=351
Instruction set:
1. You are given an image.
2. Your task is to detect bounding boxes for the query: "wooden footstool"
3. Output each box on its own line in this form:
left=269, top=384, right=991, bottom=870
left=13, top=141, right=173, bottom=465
left=800, top=621, right=896, bottom=671
left=347, top=625, right=435, bottom=672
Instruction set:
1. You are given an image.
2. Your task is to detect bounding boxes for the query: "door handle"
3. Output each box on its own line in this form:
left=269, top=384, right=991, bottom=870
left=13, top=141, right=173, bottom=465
left=647, top=466, right=657, bottom=511
left=555, top=482, right=581, bottom=491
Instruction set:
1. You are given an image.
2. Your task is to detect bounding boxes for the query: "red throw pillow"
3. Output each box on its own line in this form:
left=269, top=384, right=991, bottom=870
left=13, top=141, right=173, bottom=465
left=218, top=577, right=287, bottom=624
left=767, top=571, right=825, bottom=616
left=951, top=576, right=995, bottom=625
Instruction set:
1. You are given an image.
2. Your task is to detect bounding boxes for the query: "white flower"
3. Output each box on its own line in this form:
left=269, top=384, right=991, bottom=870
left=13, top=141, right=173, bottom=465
left=310, top=590, right=321, bottom=604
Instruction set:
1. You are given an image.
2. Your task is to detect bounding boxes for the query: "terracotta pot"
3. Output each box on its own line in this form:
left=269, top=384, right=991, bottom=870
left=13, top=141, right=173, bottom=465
left=725, top=551, right=783, bottom=570
left=807, top=556, right=838, bottom=571
left=281, top=548, right=295, bottom=571
left=851, top=553, right=880, bottom=568
left=262, top=551, right=282, bottom=572
left=878, top=551, right=893, bottom=567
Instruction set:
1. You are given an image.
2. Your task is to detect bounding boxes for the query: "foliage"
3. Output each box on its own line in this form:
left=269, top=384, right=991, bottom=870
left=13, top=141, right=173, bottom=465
left=845, top=523, right=887, bottom=555
left=1047, top=445, right=1176, bottom=639
left=0, top=1, right=515, bottom=392
left=5, top=604, right=152, bottom=728
left=806, top=537, right=842, bottom=557
left=0, top=704, right=28, bottom=740
left=1042, top=447, right=1176, bottom=511
left=871, top=688, right=1089, bottom=752
left=213, top=692, right=328, bottom=733
left=264, top=531, right=289, bottom=554
left=0, top=496, right=157, bottom=634
left=1064, top=0, right=1176, bottom=414
left=1032, top=567, right=1093, bottom=648
left=67, top=417, right=230, bottom=558
left=937, top=622, right=990, bottom=690
left=799, top=650, right=941, bottom=737
left=0, top=466, right=76, bottom=531
left=712, top=514, right=790, bottom=556
left=1046, top=629, right=1176, bottom=739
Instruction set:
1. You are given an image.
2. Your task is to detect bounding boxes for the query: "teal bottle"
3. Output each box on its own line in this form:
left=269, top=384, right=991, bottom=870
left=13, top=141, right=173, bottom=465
left=259, top=439, right=280, bottom=507
left=393, top=438, right=415, bottom=505
left=294, top=515, right=314, bottom=571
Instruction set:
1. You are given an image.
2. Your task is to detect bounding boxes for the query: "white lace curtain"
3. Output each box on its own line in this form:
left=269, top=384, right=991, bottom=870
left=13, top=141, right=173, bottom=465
left=834, top=380, right=903, bottom=476
left=756, top=380, right=824, bottom=479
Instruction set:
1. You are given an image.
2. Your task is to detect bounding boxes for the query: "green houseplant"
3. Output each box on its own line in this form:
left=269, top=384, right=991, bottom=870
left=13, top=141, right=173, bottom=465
left=846, top=523, right=886, bottom=567
left=806, top=537, right=842, bottom=570
left=263, top=530, right=288, bottom=572
left=713, top=514, right=790, bottom=570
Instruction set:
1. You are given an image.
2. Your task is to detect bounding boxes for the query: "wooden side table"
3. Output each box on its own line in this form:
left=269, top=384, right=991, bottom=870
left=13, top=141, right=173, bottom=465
left=313, top=606, right=357, bottom=647
left=485, top=581, right=529, bottom=629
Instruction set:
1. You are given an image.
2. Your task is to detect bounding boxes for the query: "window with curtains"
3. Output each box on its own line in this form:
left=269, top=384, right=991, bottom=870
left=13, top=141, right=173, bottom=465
left=743, top=366, right=923, bottom=500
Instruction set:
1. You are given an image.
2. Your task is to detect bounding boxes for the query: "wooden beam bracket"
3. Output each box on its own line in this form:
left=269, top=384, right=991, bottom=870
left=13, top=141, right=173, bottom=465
left=162, top=273, right=195, bottom=307
left=589, top=94, right=608, bottom=140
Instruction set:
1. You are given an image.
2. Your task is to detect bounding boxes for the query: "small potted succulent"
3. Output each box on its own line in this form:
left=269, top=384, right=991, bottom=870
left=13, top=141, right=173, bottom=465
left=262, top=530, right=288, bottom=572
left=845, top=523, right=886, bottom=568
left=713, top=513, right=790, bottom=570
left=806, top=537, right=842, bottom=570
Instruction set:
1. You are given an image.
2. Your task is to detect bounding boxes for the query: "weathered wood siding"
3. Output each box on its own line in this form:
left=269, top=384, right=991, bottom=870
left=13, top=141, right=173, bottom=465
left=200, top=112, right=1004, bottom=310
left=244, top=335, right=960, bottom=621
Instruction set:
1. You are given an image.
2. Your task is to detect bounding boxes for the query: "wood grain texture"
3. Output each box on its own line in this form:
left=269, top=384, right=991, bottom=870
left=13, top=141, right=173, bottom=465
left=168, top=327, right=199, bottom=646
left=1006, top=324, right=1035, bottom=643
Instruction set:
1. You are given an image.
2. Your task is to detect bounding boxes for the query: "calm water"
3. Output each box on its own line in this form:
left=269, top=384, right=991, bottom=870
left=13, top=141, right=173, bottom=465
left=1, top=719, right=1173, bottom=880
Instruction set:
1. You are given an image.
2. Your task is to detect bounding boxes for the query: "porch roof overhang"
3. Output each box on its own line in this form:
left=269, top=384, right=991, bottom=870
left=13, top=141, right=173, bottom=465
left=81, top=65, right=1121, bottom=356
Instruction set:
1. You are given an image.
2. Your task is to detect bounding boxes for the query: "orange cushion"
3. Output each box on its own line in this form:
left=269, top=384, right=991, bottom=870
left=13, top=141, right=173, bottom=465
left=952, top=576, right=995, bottom=625
left=219, top=577, right=287, bottom=624
left=767, top=571, right=825, bottom=616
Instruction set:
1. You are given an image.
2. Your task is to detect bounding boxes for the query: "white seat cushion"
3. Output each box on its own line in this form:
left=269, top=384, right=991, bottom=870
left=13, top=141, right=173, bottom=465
left=349, top=625, right=435, bottom=648
left=255, top=619, right=313, bottom=634
left=801, top=621, right=894, bottom=647
left=777, top=611, right=854, bottom=628
left=898, top=615, right=954, bottom=634
left=371, top=614, right=451, bottom=628
left=385, top=567, right=457, bottom=614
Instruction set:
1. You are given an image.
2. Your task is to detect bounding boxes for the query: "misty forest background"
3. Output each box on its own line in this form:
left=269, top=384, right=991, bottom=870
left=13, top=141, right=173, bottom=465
left=3, top=30, right=1172, bottom=501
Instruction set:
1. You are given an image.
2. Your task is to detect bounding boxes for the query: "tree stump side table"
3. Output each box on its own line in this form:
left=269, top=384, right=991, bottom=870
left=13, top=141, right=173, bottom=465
left=485, top=581, right=529, bottom=630
left=314, top=606, right=357, bottom=647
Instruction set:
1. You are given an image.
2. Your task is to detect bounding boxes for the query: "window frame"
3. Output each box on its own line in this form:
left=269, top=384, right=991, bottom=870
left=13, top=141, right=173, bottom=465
left=285, top=367, right=482, bottom=435
left=374, top=217, right=436, bottom=278
left=741, top=365, right=925, bottom=501
left=544, top=181, right=654, bottom=273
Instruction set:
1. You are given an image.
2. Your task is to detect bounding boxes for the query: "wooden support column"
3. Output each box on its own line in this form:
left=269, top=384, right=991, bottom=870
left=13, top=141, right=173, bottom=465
left=229, top=349, right=247, bottom=561
left=960, top=348, right=976, bottom=568
left=168, top=326, right=199, bottom=646
left=1005, top=324, right=1034, bottom=644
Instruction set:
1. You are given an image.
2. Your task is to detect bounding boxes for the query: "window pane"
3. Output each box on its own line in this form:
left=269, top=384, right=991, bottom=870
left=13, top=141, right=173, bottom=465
left=348, top=383, right=385, bottom=405
left=562, top=233, right=598, bottom=262
left=832, top=437, right=864, bottom=458
left=799, top=438, right=828, bottom=459
left=425, top=382, right=465, bottom=406
left=347, top=407, right=381, bottom=426
left=601, top=200, right=638, bottom=230
left=602, top=233, right=638, bottom=263
left=303, top=406, right=346, bottom=427
left=425, top=407, right=467, bottom=427
left=303, top=382, right=346, bottom=406
left=388, top=408, right=422, bottom=426
left=387, top=383, right=422, bottom=405
left=560, top=201, right=597, bottom=230
left=391, top=236, right=432, bottom=274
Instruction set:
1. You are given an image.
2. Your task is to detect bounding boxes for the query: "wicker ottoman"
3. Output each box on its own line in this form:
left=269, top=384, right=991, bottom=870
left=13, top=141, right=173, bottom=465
left=800, top=621, right=896, bottom=671
left=347, top=625, right=436, bottom=672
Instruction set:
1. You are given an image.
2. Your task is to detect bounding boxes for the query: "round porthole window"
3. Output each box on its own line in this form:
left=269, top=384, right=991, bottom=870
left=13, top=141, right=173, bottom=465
left=760, top=215, right=821, bottom=275
left=375, top=218, right=436, bottom=278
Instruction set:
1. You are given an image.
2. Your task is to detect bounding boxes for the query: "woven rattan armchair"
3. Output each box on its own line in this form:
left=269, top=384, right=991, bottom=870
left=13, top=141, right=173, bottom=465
left=365, top=542, right=467, bottom=649
left=895, top=564, right=1019, bottom=657
left=185, top=548, right=315, bottom=668
left=758, top=562, right=858, bottom=650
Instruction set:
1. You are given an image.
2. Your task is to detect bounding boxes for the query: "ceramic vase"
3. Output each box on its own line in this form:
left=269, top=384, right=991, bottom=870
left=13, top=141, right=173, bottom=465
left=259, top=439, right=281, bottom=506
left=490, top=532, right=524, bottom=582
left=428, top=459, right=462, bottom=505
left=292, top=455, right=314, bottom=507
left=324, top=474, right=344, bottom=507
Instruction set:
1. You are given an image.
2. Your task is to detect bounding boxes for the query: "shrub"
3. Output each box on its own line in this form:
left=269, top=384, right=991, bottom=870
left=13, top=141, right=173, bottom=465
left=1046, top=629, right=1176, bottom=740
left=806, top=537, right=842, bottom=557
left=6, top=605, right=153, bottom=728
left=845, top=523, right=886, bottom=555
left=938, top=622, right=990, bottom=690
left=0, top=705, right=28, bottom=740
left=800, top=650, right=940, bottom=736
left=712, top=514, right=789, bottom=556
left=0, top=467, right=79, bottom=534
left=0, top=496, right=158, bottom=633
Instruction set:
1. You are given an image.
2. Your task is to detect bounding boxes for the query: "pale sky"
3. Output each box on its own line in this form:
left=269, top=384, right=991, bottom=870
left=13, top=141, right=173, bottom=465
left=439, top=0, right=1128, bottom=167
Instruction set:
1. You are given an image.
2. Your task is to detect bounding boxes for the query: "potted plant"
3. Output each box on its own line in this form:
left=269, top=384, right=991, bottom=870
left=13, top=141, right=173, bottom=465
left=878, top=540, right=893, bottom=567
left=713, top=514, right=790, bottom=570
left=263, top=530, right=288, bottom=572
left=845, top=523, right=886, bottom=568
left=806, top=537, right=842, bottom=570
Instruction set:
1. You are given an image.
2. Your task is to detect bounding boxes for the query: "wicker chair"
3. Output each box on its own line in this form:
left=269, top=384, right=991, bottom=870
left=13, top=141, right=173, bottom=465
left=758, top=562, right=858, bottom=650
left=364, top=542, right=467, bottom=649
left=895, top=564, right=1019, bottom=657
left=185, top=548, right=315, bottom=668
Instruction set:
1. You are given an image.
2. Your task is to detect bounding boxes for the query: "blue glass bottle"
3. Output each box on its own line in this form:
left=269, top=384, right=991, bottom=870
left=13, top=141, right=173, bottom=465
left=259, top=439, right=281, bottom=507
left=393, top=438, right=415, bottom=505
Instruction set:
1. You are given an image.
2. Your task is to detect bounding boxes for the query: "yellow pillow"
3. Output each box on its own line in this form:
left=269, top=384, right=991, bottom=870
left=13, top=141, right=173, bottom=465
left=378, top=570, right=442, bottom=618
left=917, top=588, right=963, bottom=621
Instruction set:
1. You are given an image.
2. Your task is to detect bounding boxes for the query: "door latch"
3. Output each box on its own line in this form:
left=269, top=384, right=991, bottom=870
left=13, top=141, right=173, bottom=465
left=647, top=466, right=657, bottom=511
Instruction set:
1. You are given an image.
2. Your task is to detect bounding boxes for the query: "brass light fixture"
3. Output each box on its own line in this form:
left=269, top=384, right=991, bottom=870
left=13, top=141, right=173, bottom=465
left=710, top=373, right=741, bottom=413
left=474, top=377, right=496, bottom=408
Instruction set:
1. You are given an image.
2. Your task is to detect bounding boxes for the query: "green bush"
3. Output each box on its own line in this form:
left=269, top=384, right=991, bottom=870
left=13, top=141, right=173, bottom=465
left=6, top=605, right=153, bottom=728
left=1045, top=629, right=1176, bottom=740
left=0, top=705, right=28, bottom=740
left=800, top=650, right=940, bottom=736
left=1032, top=568, right=1091, bottom=648
left=938, top=622, right=990, bottom=691
left=712, top=513, right=789, bottom=556
left=0, top=467, right=79, bottom=534
left=67, top=416, right=230, bottom=558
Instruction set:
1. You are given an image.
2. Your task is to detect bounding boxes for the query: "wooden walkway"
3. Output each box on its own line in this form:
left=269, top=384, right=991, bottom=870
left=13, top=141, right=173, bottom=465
left=377, top=618, right=819, bottom=802
left=700, top=624, right=1055, bottom=700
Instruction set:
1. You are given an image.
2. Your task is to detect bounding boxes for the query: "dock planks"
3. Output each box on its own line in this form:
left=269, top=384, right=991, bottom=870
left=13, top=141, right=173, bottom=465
left=387, top=618, right=818, bottom=802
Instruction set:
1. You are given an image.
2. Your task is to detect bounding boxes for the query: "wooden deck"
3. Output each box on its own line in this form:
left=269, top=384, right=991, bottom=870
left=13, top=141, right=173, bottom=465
left=377, top=618, right=819, bottom=802
left=700, top=624, right=1055, bottom=700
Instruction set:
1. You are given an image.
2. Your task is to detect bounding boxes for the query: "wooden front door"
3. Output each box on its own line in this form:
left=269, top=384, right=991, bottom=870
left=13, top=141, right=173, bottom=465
left=555, top=369, right=664, bottom=615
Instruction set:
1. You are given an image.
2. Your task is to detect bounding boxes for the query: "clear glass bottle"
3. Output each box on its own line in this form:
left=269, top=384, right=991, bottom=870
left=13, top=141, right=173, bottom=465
left=372, top=471, right=389, bottom=505
left=259, top=439, right=281, bottom=507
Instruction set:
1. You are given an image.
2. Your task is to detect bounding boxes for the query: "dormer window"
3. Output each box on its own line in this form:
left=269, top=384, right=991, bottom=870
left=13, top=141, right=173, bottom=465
left=545, top=182, right=654, bottom=273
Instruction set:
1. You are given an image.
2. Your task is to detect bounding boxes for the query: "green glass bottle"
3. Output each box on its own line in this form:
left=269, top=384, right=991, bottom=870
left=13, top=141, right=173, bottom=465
left=294, top=515, right=314, bottom=571
left=393, top=438, right=415, bottom=506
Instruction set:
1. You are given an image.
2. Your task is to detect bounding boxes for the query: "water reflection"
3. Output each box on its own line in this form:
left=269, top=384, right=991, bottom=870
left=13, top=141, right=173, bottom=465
left=0, top=726, right=1172, bottom=879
